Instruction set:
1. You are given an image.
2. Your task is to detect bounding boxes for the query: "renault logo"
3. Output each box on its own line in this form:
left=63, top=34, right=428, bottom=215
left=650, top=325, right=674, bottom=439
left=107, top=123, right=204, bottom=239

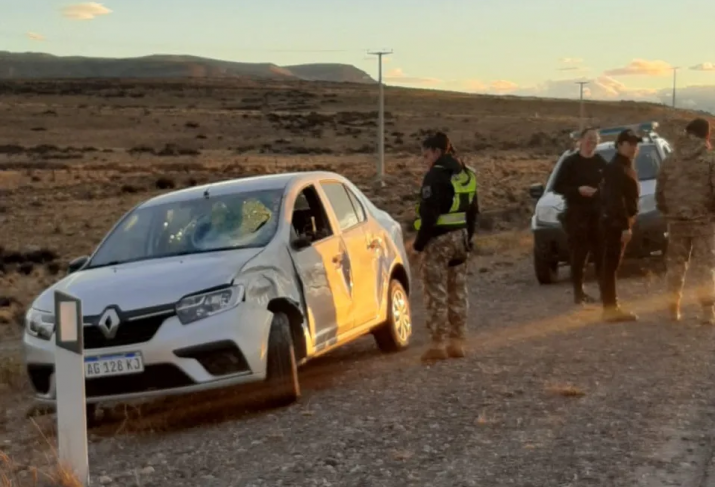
left=97, top=308, right=121, bottom=339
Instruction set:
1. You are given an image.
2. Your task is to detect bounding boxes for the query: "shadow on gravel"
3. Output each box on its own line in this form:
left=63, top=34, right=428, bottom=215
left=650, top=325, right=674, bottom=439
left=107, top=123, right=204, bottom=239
left=547, top=257, right=665, bottom=286
left=88, top=339, right=387, bottom=437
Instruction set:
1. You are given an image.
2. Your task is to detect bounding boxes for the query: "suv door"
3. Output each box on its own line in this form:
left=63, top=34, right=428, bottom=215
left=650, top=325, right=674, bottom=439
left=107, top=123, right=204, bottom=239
left=288, top=185, right=354, bottom=350
left=320, top=180, right=381, bottom=330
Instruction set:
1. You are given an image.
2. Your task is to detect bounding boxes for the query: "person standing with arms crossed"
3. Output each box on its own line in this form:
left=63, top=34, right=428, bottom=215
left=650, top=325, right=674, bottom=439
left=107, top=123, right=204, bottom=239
left=552, top=128, right=607, bottom=304
left=410, top=132, right=479, bottom=363
left=600, top=129, right=641, bottom=322
left=655, top=118, right=715, bottom=324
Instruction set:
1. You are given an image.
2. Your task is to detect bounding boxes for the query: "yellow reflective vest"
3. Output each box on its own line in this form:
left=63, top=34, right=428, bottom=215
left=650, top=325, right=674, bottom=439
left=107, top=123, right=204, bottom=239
left=414, top=165, right=478, bottom=231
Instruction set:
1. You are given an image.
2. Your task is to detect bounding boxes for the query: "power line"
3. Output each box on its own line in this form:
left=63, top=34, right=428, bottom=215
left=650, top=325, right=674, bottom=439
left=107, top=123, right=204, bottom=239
left=0, top=31, right=367, bottom=53
left=368, top=49, right=392, bottom=185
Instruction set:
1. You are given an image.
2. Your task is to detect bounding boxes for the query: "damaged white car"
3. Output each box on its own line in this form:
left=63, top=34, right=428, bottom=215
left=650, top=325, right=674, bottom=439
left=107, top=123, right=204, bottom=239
left=23, top=172, right=413, bottom=416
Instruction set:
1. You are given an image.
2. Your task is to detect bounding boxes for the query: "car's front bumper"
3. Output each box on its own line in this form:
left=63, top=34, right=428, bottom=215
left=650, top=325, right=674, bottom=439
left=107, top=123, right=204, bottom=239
left=23, top=302, right=274, bottom=405
left=532, top=210, right=667, bottom=263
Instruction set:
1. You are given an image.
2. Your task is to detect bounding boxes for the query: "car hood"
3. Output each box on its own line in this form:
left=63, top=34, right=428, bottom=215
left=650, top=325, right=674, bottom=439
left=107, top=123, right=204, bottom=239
left=536, top=191, right=565, bottom=211
left=32, top=248, right=264, bottom=315
left=537, top=179, right=656, bottom=210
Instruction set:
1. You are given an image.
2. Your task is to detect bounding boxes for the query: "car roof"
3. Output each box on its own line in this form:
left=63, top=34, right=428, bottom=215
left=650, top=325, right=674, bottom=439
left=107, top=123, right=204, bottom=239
left=138, top=171, right=348, bottom=208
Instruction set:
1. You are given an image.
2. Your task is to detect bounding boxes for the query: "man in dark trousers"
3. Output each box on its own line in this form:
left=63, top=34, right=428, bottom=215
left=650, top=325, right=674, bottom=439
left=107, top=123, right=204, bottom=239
left=553, top=127, right=607, bottom=304
left=600, top=129, right=641, bottom=322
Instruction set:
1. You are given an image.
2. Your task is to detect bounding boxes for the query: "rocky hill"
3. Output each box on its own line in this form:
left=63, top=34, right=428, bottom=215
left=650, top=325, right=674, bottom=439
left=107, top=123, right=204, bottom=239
left=0, top=51, right=375, bottom=83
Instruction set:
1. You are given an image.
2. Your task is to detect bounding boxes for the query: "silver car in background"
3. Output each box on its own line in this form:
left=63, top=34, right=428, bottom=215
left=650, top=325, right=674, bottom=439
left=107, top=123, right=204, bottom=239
left=23, top=171, right=413, bottom=416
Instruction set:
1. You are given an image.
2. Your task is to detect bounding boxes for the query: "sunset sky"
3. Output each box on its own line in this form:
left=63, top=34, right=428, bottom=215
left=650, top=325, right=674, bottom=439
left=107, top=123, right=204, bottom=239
left=3, top=0, right=715, bottom=109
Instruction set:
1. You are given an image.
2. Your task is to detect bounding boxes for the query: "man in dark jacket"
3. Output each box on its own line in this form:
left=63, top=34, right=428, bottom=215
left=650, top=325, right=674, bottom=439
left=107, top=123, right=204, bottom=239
left=552, top=127, right=607, bottom=304
left=411, top=132, right=479, bottom=362
left=600, top=129, right=641, bottom=322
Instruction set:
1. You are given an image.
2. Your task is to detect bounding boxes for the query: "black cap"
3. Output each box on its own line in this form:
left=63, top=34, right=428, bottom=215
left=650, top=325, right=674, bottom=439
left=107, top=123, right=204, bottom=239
left=616, top=129, right=643, bottom=146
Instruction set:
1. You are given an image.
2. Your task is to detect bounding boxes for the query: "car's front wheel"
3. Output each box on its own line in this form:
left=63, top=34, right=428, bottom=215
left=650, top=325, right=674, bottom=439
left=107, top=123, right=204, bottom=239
left=373, top=279, right=412, bottom=353
left=534, top=249, right=559, bottom=285
left=265, top=312, right=300, bottom=407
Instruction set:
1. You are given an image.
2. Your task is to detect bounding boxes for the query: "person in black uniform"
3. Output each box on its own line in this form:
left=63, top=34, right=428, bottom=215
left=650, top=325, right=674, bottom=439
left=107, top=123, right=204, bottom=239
left=552, top=127, right=608, bottom=304
left=409, top=132, right=480, bottom=362
left=600, top=128, right=641, bottom=322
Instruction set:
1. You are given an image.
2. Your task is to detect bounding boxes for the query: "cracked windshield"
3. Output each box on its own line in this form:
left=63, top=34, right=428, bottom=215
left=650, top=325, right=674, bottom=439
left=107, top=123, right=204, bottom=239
left=88, top=189, right=282, bottom=267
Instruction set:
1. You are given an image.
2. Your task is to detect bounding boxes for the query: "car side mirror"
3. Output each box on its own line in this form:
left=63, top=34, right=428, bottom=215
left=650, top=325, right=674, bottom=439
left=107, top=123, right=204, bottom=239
left=291, top=235, right=311, bottom=251
left=67, top=256, right=89, bottom=274
left=529, top=184, right=545, bottom=199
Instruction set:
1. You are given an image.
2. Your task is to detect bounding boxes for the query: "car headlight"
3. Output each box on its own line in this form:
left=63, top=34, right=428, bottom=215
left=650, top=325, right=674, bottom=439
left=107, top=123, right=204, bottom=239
left=26, top=309, right=55, bottom=340
left=535, top=206, right=561, bottom=225
left=639, top=195, right=657, bottom=214
left=176, top=284, right=244, bottom=325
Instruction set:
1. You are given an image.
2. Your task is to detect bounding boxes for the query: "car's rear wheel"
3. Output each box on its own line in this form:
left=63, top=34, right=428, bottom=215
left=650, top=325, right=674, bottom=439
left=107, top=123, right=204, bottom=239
left=265, top=312, right=300, bottom=407
left=374, top=279, right=412, bottom=353
left=534, top=249, right=558, bottom=285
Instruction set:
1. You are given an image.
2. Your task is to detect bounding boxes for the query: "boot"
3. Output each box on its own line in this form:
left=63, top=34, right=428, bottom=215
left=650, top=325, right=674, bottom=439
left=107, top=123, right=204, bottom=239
left=602, top=306, right=638, bottom=323
left=421, top=341, right=448, bottom=363
left=446, top=339, right=466, bottom=359
left=669, top=302, right=682, bottom=322
left=700, top=305, right=715, bottom=325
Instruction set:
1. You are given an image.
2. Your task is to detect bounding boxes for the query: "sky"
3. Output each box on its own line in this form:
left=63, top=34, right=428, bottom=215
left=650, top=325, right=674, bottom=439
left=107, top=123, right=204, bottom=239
left=3, top=0, right=715, bottom=111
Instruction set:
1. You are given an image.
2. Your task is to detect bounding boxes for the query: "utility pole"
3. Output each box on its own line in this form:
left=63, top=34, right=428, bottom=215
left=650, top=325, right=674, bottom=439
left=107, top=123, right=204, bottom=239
left=368, top=49, right=392, bottom=185
left=671, top=67, right=679, bottom=108
left=575, top=81, right=589, bottom=132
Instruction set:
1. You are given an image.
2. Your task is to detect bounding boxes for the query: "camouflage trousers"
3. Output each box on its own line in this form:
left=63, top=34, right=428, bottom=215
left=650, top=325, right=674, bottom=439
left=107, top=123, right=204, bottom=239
left=420, top=229, right=470, bottom=343
left=666, top=221, right=715, bottom=306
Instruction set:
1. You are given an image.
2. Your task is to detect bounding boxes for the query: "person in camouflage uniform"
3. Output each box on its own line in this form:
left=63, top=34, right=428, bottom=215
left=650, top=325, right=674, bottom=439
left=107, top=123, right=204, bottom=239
left=655, top=118, right=715, bottom=324
left=411, top=132, right=479, bottom=362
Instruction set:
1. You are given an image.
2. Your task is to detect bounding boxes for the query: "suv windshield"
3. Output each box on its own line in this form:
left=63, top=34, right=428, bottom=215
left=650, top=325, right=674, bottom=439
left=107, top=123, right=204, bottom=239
left=546, top=143, right=662, bottom=191
left=88, top=189, right=283, bottom=268
left=595, top=144, right=661, bottom=180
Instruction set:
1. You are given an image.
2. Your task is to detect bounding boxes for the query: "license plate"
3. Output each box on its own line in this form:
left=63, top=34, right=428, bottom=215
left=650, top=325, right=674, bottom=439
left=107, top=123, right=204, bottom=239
left=84, top=352, right=144, bottom=379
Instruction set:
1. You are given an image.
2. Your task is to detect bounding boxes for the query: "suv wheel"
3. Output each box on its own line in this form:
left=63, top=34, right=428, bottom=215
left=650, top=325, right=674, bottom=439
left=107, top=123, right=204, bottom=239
left=265, top=312, right=300, bottom=407
left=534, top=249, right=558, bottom=284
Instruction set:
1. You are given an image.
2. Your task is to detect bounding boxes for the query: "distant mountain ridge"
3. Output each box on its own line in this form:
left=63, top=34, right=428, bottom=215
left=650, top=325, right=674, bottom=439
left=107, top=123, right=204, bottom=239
left=0, top=51, right=376, bottom=83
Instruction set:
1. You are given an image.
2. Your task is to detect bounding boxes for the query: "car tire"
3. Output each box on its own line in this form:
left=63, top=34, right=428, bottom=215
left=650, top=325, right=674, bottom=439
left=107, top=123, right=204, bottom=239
left=534, top=250, right=558, bottom=285
left=373, top=279, right=412, bottom=353
left=265, top=312, right=300, bottom=407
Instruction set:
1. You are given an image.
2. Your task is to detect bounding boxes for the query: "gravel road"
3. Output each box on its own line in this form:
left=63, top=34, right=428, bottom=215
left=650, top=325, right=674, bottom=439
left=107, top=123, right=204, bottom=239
left=5, top=256, right=715, bottom=487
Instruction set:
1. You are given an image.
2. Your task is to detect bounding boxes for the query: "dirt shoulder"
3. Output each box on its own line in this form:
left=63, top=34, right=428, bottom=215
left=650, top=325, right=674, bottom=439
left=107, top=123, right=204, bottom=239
left=5, top=256, right=715, bottom=486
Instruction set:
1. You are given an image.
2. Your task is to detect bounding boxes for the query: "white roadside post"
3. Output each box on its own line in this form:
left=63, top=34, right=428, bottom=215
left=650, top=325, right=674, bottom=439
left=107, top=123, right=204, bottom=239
left=54, top=290, right=90, bottom=486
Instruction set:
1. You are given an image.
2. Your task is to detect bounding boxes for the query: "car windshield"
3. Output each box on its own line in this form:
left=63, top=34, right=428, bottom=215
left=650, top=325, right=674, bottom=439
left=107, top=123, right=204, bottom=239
left=88, top=189, right=283, bottom=268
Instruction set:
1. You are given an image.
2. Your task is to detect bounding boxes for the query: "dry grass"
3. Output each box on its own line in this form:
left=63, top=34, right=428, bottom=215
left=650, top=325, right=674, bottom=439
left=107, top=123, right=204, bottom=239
left=545, top=383, right=587, bottom=398
left=1, top=427, right=81, bottom=487
left=0, top=353, right=24, bottom=392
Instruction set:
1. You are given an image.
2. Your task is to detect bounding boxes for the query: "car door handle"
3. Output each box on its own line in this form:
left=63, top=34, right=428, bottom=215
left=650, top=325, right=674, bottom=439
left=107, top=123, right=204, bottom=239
left=332, top=254, right=343, bottom=265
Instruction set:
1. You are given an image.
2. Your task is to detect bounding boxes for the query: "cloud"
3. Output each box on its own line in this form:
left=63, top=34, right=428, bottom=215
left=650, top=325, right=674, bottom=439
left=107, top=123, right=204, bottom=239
left=384, top=68, right=442, bottom=86
left=490, top=80, right=519, bottom=93
left=559, top=58, right=583, bottom=65
left=60, top=2, right=112, bottom=20
left=495, top=76, right=715, bottom=114
left=26, top=32, right=45, bottom=41
left=691, top=62, right=715, bottom=71
left=604, top=59, right=673, bottom=77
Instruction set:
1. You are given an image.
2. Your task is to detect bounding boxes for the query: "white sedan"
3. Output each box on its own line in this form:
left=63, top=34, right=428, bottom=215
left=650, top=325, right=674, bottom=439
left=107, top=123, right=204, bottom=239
left=23, top=171, right=413, bottom=419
